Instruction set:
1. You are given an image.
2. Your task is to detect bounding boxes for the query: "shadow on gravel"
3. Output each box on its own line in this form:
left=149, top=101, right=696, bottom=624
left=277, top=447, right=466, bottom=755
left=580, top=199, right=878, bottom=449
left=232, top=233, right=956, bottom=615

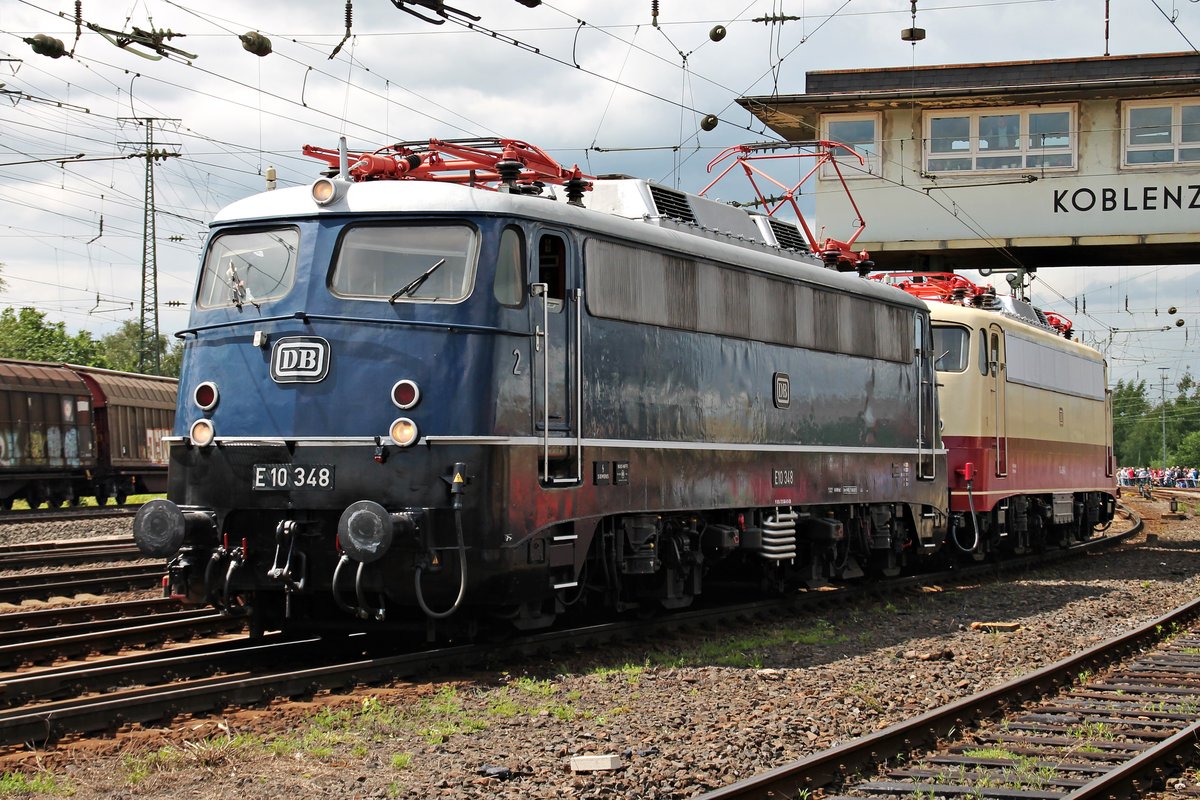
left=539, top=510, right=1200, bottom=677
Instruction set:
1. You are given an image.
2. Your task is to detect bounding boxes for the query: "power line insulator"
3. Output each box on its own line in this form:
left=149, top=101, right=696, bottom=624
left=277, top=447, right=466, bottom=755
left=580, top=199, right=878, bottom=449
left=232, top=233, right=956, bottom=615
left=709, top=25, right=726, bottom=42
left=240, top=31, right=273, bottom=57
left=701, top=114, right=718, bottom=132
left=24, top=34, right=67, bottom=59
left=900, top=27, right=926, bottom=41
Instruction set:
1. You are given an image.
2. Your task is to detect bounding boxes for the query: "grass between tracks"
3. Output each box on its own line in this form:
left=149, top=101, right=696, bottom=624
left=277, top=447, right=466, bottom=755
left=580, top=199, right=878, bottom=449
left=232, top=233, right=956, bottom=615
left=107, top=620, right=845, bottom=793
left=0, top=771, right=70, bottom=796
left=9, top=494, right=163, bottom=511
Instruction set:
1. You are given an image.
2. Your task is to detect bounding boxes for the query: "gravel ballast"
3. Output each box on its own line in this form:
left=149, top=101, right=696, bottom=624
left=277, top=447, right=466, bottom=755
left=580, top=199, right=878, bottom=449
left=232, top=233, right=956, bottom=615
left=0, top=496, right=1196, bottom=799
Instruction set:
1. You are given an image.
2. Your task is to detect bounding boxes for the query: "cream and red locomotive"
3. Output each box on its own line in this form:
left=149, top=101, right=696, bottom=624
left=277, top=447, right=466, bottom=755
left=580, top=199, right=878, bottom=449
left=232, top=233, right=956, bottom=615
left=873, top=272, right=1115, bottom=555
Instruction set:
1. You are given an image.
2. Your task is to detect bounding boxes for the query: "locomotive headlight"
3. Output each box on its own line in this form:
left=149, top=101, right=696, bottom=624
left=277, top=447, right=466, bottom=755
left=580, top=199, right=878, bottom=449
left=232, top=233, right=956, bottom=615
left=311, top=177, right=343, bottom=206
left=389, top=417, right=419, bottom=447
left=190, top=418, right=216, bottom=447
left=391, top=379, right=420, bottom=409
left=194, top=381, right=219, bottom=411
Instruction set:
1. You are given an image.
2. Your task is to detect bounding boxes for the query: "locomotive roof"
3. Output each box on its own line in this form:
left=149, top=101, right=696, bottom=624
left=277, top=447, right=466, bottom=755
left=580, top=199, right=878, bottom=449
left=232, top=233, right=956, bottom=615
left=925, top=300, right=1105, bottom=362
left=212, top=177, right=923, bottom=310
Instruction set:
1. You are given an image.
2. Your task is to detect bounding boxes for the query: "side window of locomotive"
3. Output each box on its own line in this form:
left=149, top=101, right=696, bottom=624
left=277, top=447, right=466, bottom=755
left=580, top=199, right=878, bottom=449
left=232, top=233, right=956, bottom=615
left=331, top=224, right=478, bottom=302
left=932, top=326, right=968, bottom=372
left=978, top=328, right=989, bottom=376
left=989, top=332, right=1001, bottom=376
left=493, top=226, right=526, bottom=307
left=198, top=227, right=299, bottom=309
left=537, top=234, right=566, bottom=312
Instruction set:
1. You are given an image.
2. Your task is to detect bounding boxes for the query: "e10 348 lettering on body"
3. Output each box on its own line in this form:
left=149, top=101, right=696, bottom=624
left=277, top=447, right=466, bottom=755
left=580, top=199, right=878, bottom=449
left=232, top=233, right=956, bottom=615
left=1053, top=185, right=1200, bottom=213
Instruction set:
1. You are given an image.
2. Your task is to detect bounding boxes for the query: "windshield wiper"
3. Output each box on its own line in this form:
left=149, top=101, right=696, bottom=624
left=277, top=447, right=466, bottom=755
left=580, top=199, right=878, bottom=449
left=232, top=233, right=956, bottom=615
left=389, top=258, right=446, bottom=303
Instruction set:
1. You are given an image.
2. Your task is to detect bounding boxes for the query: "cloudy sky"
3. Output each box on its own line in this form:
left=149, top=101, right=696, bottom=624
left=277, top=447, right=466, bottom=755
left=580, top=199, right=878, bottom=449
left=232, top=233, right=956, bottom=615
left=0, top=0, right=1197, bottom=392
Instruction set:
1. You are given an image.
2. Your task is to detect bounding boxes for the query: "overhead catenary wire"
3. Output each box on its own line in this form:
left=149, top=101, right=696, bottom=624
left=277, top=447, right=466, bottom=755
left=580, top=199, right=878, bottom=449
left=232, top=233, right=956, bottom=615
left=1, top=1, right=1197, bottom=382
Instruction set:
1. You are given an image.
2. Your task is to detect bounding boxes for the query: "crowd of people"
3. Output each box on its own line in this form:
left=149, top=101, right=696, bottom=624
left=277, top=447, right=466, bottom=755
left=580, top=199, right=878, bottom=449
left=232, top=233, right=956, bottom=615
left=1118, top=465, right=1200, bottom=488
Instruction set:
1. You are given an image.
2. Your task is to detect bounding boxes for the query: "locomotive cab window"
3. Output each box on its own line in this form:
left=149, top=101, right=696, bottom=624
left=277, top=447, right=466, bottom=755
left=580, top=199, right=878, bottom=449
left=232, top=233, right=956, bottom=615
left=198, top=227, right=299, bottom=309
left=493, top=226, right=526, bottom=307
left=536, top=234, right=567, bottom=311
left=331, top=223, right=478, bottom=302
left=978, top=328, right=989, bottom=376
left=932, top=326, right=969, bottom=372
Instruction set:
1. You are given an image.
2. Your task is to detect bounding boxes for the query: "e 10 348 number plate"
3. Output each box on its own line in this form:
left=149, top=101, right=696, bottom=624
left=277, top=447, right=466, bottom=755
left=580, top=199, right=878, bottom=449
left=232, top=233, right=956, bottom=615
left=252, top=464, right=335, bottom=491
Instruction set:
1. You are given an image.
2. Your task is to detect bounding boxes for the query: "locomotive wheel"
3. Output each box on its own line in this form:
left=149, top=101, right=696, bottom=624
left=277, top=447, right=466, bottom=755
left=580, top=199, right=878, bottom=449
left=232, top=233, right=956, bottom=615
left=26, top=486, right=47, bottom=510
left=93, top=493, right=109, bottom=506
left=115, top=490, right=128, bottom=506
left=248, top=596, right=285, bottom=638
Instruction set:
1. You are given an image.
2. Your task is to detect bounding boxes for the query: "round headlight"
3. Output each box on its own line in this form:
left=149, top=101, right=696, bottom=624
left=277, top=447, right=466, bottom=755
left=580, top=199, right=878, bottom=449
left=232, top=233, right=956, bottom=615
left=391, top=379, right=420, bottom=410
left=194, top=381, right=219, bottom=411
left=311, top=177, right=342, bottom=205
left=190, top=418, right=216, bottom=447
left=389, top=417, right=418, bottom=447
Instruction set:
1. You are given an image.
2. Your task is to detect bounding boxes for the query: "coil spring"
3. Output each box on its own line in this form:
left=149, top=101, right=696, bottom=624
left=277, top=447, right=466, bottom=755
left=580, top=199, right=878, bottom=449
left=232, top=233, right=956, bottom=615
left=760, top=508, right=798, bottom=561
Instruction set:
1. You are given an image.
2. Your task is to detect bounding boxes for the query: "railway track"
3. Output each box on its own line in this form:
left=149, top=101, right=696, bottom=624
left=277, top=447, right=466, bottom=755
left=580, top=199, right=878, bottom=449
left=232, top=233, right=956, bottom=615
left=0, top=536, right=144, bottom=569
left=697, top=584, right=1200, bottom=798
left=0, top=563, right=165, bottom=603
left=0, top=512, right=1141, bottom=750
left=0, top=505, right=138, bottom=526
left=0, top=603, right=241, bottom=670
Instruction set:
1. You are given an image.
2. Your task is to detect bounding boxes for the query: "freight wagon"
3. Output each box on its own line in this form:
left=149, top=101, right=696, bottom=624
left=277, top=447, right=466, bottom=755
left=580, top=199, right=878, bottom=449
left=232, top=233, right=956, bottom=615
left=0, top=359, right=176, bottom=508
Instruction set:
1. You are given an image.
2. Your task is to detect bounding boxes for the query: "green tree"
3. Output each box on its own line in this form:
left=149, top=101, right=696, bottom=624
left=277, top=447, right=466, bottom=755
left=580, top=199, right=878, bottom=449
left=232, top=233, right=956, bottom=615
left=0, top=307, right=108, bottom=366
left=1112, top=378, right=1155, bottom=467
left=98, top=320, right=183, bottom=377
left=1114, top=373, right=1200, bottom=469
left=1172, top=430, right=1200, bottom=468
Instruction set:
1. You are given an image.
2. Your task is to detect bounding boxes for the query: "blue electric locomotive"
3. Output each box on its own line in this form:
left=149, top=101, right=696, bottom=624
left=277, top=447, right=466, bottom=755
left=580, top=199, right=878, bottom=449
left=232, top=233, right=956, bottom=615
left=134, top=138, right=947, bottom=634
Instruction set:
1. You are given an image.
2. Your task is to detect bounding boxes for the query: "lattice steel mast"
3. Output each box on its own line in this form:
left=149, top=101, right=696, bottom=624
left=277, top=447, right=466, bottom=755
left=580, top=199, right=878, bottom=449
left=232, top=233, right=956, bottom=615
left=119, top=117, right=180, bottom=373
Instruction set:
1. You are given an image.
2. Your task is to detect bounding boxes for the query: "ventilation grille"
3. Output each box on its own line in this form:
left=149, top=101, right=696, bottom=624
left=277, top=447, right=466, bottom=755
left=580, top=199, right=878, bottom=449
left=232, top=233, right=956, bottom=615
left=648, top=185, right=697, bottom=223
left=767, top=218, right=809, bottom=252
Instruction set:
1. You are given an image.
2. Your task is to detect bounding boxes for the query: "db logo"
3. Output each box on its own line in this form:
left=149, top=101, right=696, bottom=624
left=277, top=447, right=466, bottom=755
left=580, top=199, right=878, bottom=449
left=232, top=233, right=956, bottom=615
left=773, top=372, right=791, bottom=409
left=271, top=337, right=330, bottom=383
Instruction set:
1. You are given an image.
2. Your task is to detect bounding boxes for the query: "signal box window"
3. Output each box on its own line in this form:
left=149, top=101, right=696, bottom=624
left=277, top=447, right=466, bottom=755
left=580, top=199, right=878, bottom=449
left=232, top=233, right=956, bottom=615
left=331, top=223, right=478, bottom=303
left=537, top=235, right=566, bottom=310
left=493, top=226, right=526, bottom=307
left=198, top=227, right=299, bottom=309
left=925, top=105, right=1075, bottom=173
left=819, top=113, right=880, bottom=179
left=1124, top=99, right=1200, bottom=166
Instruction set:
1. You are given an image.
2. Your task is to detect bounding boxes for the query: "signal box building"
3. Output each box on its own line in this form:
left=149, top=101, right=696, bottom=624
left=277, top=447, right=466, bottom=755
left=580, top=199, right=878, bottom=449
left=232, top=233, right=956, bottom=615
left=738, top=52, right=1200, bottom=271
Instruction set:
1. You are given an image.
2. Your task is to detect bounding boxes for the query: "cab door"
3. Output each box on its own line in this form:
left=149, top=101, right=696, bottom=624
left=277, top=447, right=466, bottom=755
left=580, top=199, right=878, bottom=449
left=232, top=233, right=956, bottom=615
left=530, top=230, right=581, bottom=485
left=987, top=324, right=1008, bottom=477
left=915, top=311, right=937, bottom=480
